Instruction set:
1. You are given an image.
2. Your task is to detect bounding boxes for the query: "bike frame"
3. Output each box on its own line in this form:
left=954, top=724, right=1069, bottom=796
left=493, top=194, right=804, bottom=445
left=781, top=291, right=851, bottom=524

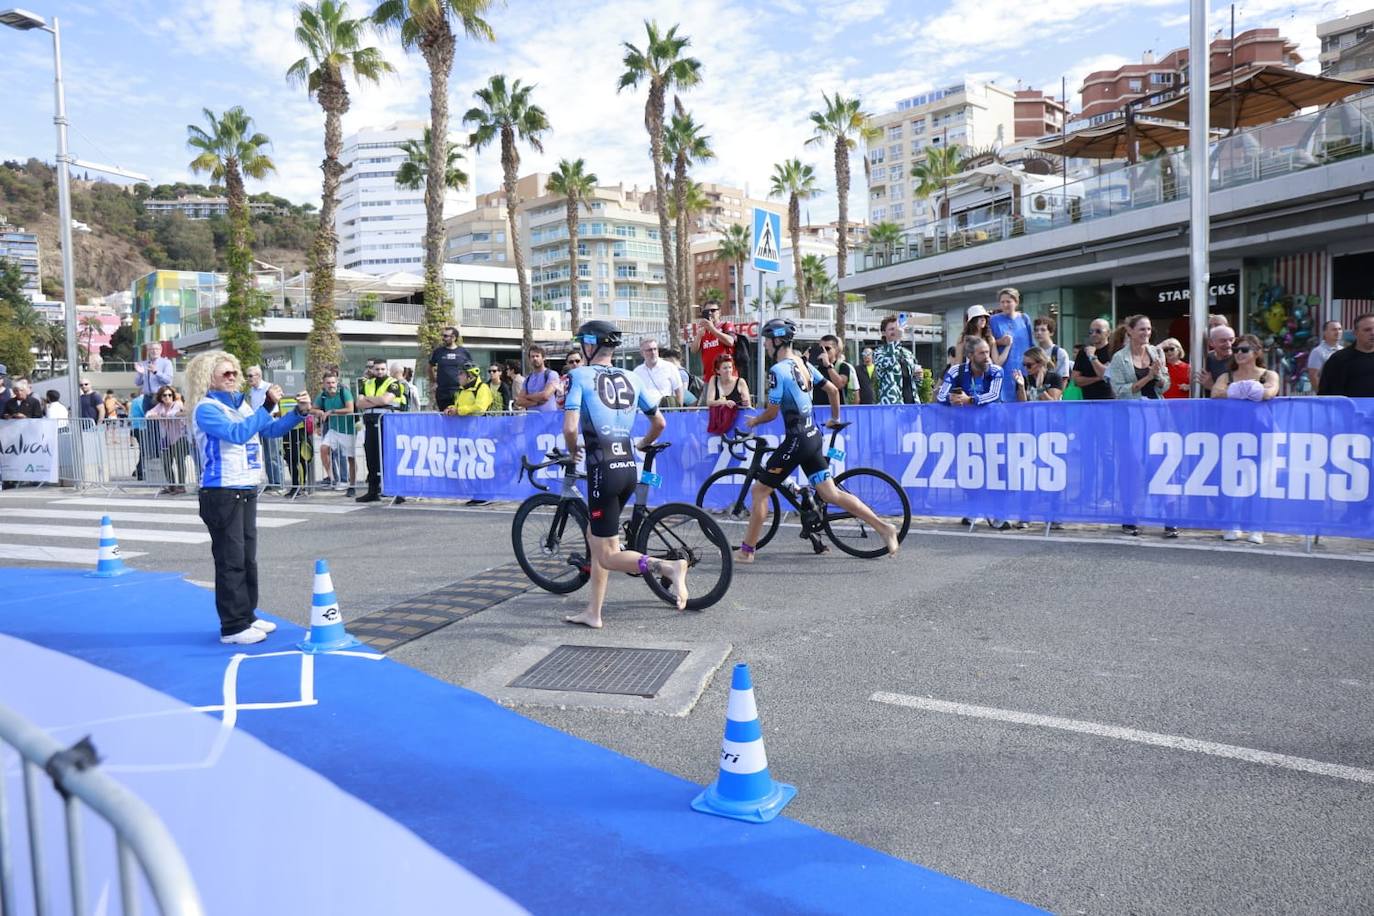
left=519, top=442, right=672, bottom=545
left=722, top=424, right=849, bottom=527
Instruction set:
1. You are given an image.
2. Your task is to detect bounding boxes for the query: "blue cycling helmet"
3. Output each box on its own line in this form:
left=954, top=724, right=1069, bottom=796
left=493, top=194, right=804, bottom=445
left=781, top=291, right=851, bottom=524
left=761, top=317, right=797, bottom=342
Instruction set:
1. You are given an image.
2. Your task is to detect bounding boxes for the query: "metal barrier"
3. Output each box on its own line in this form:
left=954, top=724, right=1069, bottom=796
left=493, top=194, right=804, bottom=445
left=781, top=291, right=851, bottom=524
left=0, top=703, right=204, bottom=915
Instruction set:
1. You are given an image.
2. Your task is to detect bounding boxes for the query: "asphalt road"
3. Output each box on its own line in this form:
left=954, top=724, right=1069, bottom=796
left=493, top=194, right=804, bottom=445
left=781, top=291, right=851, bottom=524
left=3, top=487, right=1372, bottom=914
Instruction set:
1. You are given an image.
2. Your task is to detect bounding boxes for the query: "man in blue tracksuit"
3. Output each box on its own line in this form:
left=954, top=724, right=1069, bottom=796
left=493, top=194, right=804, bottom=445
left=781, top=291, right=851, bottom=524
left=190, top=350, right=308, bottom=645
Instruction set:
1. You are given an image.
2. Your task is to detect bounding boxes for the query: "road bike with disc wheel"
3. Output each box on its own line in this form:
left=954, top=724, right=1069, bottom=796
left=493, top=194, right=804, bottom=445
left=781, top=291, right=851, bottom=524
left=695, top=421, right=912, bottom=558
left=511, top=441, right=733, bottom=609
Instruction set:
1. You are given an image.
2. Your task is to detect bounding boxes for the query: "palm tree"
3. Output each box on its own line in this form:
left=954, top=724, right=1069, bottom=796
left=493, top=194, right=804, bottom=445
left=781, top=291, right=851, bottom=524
left=464, top=74, right=550, bottom=354
left=764, top=284, right=788, bottom=310
left=545, top=158, right=598, bottom=331
left=714, top=222, right=750, bottom=317
left=806, top=92, right=877, bottom=336
left=800, top=254, right=829, bottom=306
left=617, top=21, right=701, bottom=344
left=701, top=286, right=724, bottom=306
left=663, top=99, right=712, bottom=329
left=394, top=127, right=469, bottom=192
left=768, top=158, right=819, bottom=319
left=288, top=0, right=392, bottom=389
left=80, top=314, right=104, bottom=363
left=373, top=0, right=496, bottom=360
left=667, top=178, right=709, bottom=313
left=187, top=106, right=276, bottom=366
left=867, top=220, right=903, bottom=264
left=910, top=143, right=964, bottom=225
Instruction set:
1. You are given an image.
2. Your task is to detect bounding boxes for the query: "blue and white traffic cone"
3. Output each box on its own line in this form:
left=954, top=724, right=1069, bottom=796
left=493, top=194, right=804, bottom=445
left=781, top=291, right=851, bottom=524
left=86, top=515, right=131, bottom=578
left=297, top=559, right=360, bottom=653
left=691, top=662, right=796, bottom=824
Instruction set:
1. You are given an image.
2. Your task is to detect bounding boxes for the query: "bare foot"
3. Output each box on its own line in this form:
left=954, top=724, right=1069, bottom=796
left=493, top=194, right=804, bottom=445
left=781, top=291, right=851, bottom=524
left=879, top=521, right=900, bottom=557
left=735, top=548, right=755, bottom=564
left=563, top=612, right=602, bottom=629
left=668, top=559, right=689, bottom=610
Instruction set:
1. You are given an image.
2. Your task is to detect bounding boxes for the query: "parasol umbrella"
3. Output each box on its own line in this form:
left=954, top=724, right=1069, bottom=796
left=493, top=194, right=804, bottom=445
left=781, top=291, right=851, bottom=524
left=1139, top=65, right=1373, bottom=131
left=1034, top=118, right=1194, bottom=161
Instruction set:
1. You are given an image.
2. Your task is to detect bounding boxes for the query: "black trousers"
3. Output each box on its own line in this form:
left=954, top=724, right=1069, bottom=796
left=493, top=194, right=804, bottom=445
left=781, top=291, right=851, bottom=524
left=363, top=414, right=382, bottom=495
left=198, top=488, right=259, bottom=636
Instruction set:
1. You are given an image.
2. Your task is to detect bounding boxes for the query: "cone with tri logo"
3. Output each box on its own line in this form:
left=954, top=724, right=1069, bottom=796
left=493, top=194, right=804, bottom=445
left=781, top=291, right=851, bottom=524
left=297, top=559, right=360, bottom=653
left=86, top=515, right=131, bottom=578
left=691, top=662, right=796, bottom=824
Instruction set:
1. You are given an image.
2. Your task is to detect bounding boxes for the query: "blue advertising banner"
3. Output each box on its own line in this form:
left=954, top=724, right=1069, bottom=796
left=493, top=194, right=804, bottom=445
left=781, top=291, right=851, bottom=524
left=381, top=400, right=1374, bottom=537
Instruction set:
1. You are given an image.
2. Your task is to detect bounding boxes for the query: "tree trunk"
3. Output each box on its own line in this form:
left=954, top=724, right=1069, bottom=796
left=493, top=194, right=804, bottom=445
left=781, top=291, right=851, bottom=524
left=418, top=26, right=456, bottom=367
left=834, top=136, right=849, bottom=340
left=504, top=127, right=533, bottom=355
left=789, top=195, right=806, bottom=320
left=734, top=255, right=744, bottom=316
left=566, top=198, right=580, bottom=331
left=306, top=74, right=347, bottom=390
left=674, top=156, right=690, bottom=338
left=645, top=85, right=678, bottom=347
left=220, top=161, right=263, bottom=368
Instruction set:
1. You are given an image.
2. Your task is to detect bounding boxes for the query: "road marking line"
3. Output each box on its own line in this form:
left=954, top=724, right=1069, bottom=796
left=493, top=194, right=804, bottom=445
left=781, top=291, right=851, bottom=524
left=0, top=544, right=148, bottom=565
left=0, top=523, right=209, bottom=544
left=51, top=496, right=360, bottom=514
left=1, top=508, right=304, bottom=528
left=870, top=692, right=1374, bottom=785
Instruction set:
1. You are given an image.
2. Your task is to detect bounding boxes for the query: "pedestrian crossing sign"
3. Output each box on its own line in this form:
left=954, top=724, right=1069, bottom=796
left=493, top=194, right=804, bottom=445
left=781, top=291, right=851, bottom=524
left=751, top=207, right=781, bottom=273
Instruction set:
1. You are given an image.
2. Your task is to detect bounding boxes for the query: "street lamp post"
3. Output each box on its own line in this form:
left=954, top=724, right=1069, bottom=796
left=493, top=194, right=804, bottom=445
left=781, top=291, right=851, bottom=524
left=2, top=8, right=83, bottom=480
left=1187, top=0, right=1211, bottom=396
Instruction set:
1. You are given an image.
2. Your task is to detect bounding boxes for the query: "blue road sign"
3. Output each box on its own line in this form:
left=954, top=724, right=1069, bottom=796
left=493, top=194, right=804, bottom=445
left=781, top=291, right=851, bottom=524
left=751, top=207, right=781, bottom=273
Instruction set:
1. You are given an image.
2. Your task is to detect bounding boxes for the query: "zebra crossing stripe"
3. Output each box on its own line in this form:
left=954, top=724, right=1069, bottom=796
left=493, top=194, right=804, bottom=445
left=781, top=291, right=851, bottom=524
left=50, top=496, right=360, bottom=515
left=0, top=545, right=148, bottom=565
left=0, top=523, right=210, bottom=544
left=1, top=508, right=306, bottom=529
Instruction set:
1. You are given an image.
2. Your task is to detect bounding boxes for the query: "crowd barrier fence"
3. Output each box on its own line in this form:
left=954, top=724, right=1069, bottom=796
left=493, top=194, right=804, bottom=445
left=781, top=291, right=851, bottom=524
left=379, top=400, right=1374, bottom=539
left=0, top=702, right=204, bottom=915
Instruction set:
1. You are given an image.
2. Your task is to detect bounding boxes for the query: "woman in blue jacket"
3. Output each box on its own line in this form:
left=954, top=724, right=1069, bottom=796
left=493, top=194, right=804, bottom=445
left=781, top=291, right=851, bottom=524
left=187, top=350, right=308, bottom=645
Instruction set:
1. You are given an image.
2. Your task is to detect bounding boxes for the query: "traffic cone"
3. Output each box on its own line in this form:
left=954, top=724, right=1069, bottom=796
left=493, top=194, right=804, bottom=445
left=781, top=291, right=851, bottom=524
left=297, top=559, right=360, bottom=653
left=691, top=663, right=796, bottom=824
left=86, top=515, right=131, bottom=578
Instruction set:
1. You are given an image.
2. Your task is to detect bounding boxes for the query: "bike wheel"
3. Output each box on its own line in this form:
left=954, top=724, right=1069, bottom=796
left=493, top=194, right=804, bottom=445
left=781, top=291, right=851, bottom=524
left=634, top=502, right=734, bottom=611
left=822, top=468, right=912, bottom=559
left=695, top=468, right=781, bottom=550
left=511, top=493, right=591, bottom=593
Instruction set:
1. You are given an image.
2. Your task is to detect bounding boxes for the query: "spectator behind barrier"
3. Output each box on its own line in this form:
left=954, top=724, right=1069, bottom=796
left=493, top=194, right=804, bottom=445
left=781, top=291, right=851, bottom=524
left=633, top=337, right=683, bottom=407
left=1013, top=347, right=1063, bottom=401
left=936, top=337, right=1003, bottom=406
left=146, top=384, right=190, bottom=494
left=312, top=371, right=357, bottom=497
left=1200, top=324, right=1236, bottom=391
left=954, top=304, right=997, bottom=363
left=444, top=363, right=495, bottom=416
left=556, top=350, right=583, bottom=410
left=1305, top=320, right=1344, bottom=392
left=1159, top=338, right=1191, bottom=398
left=44, top=389, right=68, bottom=419
left=516, top=345, right=559, bottom=413
left=1031, top=316, right=1071, bottom=390
left=1315, top=314, right=1374, bottom=397
left=1071, top=319, right=1114, bottom=399
left=989, top=287, right=1033, bottom=401
left=873, top=314, right=919, bottom=405
left=856, top=348, right=876, bottom=404
left=1108, top=315, right=1168, bottom=400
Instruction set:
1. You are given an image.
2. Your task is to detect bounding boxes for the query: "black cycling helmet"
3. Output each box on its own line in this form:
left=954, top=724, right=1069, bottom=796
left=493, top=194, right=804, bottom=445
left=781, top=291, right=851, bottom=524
left=761, top=317, right=797, bottom=343
left=576, top=319, right=622, bottom=349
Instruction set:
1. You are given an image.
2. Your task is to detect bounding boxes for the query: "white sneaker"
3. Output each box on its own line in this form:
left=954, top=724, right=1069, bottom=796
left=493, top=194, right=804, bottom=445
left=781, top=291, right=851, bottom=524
left=220, top=627, right=267, bottom=645
left=1222, top=530, right=1241, bottom=541
left=1247, top=532, right=1264, bottom=545
left=250, top=619, right=277, bottom=633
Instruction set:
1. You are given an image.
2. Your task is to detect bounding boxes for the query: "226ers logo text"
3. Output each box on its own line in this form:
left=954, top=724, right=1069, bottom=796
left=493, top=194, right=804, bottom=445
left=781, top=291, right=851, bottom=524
left=597, top=371, right=636, bottom=409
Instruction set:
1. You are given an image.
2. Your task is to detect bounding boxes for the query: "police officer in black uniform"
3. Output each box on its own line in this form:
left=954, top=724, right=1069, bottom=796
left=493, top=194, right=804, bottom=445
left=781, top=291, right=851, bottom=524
left=355, top=358, right=407, bottom=503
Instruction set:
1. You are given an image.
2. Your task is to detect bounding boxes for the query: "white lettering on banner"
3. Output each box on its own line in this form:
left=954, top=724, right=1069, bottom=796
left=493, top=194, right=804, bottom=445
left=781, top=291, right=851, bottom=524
left=1146, top=432, right=1372, bottom=502
left=0, top=419, right=60, bottom=483
left=394, top=434, right=496, bottom=480
left=900, top=432, right=1067, bottom=492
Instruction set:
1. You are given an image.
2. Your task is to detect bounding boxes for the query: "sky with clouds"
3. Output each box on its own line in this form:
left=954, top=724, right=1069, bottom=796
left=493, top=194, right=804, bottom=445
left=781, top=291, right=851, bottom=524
left=0, top=0, right=1345, bottom=223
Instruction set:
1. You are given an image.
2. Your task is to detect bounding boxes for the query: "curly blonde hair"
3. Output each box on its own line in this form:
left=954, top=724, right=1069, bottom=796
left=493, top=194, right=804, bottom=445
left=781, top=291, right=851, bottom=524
left=185, top=351, right=242, bottom=427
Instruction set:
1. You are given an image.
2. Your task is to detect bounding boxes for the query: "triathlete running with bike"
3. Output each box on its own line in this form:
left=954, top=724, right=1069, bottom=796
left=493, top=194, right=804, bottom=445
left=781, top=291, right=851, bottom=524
left=562, top=320, right=689, bottom=627
left=736, top=317, right=900, bottom=563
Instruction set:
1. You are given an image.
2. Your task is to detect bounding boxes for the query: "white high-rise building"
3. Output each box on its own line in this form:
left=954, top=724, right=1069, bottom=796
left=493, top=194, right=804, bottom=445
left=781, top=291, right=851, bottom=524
left=336, top=120, right=475, bottom=275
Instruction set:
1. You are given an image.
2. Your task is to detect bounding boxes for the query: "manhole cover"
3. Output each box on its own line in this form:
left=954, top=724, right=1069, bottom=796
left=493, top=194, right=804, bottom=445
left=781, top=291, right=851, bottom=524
left=509, top=645, right=690, bottom=698
left=349, top=562, right=534, bottom=652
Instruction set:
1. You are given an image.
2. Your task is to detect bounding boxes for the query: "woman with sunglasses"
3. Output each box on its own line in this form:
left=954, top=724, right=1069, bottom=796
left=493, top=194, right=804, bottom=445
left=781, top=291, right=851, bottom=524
left=953, top=304, right=998, bottom=363
left=146, top=384, right=190, bottom=494
left=1210, top=334, right=1278, bottom=545
left=488, top=364, right=511, bottom=412
left=186, top=350, right=309, bottom=645
left=1158, top=338, right=1192, bottom=399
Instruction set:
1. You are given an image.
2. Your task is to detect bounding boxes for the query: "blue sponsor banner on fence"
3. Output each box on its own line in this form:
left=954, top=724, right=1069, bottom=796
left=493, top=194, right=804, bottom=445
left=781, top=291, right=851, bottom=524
left=381, top=400, right=1374, bottom=537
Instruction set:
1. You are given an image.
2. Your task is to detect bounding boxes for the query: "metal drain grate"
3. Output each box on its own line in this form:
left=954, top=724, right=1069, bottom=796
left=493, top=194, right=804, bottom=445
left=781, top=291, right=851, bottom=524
left=509, top=645, right=690, bottom=698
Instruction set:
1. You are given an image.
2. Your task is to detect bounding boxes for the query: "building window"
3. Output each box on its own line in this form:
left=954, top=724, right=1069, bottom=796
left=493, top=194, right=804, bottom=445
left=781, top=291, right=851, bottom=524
left=1127, top=79, right=1143, bottom=93
left=868, top=148, right=886, bottom=164
left=1150, top=72, right=1174, bottom=85
left=887, top=125, right=903, bottom=141
left=911, top=119, right=925, bottom=134
left=888, top=143, right=902, bottom=159
left=890, top=203, right=905, bottom=220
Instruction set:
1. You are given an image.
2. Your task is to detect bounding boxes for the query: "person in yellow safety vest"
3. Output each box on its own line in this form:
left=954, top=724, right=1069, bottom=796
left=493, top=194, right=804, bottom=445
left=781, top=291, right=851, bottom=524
left=442, top=363, right=494, bottom=416
left=355, top=358, right=408, bottom=503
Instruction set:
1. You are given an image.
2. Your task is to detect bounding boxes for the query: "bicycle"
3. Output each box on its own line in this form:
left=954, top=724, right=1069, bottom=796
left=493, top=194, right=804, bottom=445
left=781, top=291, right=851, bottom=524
left=511, top=441, right=734, bottom=610
left=695, top=421, right=912, bottom=558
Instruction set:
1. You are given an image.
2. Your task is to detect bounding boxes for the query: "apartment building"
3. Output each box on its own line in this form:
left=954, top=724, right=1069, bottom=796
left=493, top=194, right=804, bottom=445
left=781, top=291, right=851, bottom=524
left=336, top=120, right=475, bottom=275
left=143, top=196, right=277, bottom=220
left=0, top=223, right=41, bottom=300
left=443, top=172, right=546, bottom=265
left=864, top=82, right=1017, bottom=233
left=1013, top=89, right=1069, bottom=141
left=1319, top=10, right=1374, bottom=81
left=1078, top=29, right=1302, bottom=125
left=525, top=183, right=669, bottom=322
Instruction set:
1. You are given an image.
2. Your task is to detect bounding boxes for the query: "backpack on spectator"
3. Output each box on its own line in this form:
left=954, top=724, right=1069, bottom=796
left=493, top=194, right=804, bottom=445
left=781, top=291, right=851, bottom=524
left=687, top=372, right=704, bottom=402
left=733, top=331, right=752, bottom=389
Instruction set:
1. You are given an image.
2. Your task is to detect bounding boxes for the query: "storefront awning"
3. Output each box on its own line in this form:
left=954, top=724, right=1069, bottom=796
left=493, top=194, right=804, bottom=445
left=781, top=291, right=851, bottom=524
left=1139, top=65, right=1373, bottom=131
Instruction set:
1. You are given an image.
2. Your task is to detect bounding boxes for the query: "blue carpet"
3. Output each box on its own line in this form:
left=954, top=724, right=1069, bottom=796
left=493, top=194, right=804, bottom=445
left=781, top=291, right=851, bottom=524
left=0, top=568, right=1039, bottom=914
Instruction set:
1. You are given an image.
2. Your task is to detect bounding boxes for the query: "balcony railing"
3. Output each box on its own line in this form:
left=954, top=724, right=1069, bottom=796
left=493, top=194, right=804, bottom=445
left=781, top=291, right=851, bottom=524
left=859, top=93, right=1374, bottom=273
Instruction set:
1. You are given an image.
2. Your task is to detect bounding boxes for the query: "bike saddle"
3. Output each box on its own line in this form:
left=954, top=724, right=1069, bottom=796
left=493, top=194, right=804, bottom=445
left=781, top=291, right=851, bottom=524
left=641, top=441, right=671, bottom=454
left=826, top=420, right=852, bottom=431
